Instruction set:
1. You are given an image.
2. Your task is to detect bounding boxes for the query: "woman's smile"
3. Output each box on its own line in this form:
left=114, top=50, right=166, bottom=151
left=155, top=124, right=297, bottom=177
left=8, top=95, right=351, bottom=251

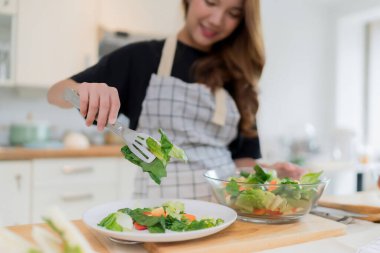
left=178, top=0, right=244, bottom=51
left=199, top=23, right=218, bottom=39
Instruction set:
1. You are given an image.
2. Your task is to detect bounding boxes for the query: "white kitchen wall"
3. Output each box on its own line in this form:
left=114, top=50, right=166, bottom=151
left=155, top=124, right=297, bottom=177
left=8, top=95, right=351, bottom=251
left=98, top=0, right=184, bottom=36
left=258, top=0, right=336, bottom=160
left=333, top=0, right=380, bottom=150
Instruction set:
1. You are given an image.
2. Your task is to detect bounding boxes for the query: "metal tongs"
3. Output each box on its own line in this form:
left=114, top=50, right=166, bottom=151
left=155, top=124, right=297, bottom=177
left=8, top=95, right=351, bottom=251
left=63, top=88, right=156, bottom=163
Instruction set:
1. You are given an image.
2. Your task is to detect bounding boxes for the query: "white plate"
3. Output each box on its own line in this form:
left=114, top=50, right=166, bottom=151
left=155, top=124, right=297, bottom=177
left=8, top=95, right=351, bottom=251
left=82, top=198, right=237, bottom=243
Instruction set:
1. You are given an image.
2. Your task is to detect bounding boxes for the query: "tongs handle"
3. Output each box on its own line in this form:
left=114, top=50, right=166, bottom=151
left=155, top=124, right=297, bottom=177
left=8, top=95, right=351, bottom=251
left=63, top=88, right=132, bottom=137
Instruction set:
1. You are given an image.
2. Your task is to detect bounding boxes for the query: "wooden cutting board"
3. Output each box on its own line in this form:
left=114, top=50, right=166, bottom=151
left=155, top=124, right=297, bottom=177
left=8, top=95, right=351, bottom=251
left=8, top=215, right=346, bottom=253
left=144, top=215, right=346, bottom=253
left=319, top=190, right=380, bottom=222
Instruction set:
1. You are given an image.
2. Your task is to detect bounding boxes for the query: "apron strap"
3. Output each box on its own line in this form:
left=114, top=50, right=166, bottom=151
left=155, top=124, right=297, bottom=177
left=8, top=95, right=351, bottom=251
left=157, top=34, right=177, bottom=77
left=211, top=88, right=227, bottom=126
left=158, top=34, right=227, bottom=126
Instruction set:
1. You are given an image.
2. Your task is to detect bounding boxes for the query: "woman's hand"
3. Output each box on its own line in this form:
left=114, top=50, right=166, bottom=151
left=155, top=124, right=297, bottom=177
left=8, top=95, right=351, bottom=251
left=234, top=158, right=305, bottom=179
left=266, top=162, right=305, bottom=180
left=76, top=82, right=120, bottom=131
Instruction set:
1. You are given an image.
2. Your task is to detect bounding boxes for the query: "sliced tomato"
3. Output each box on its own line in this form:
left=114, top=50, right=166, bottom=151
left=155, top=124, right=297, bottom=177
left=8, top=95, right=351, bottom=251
left=266, top=209, right=282, bottom=216
left=134, top=222, right=147, bottom=230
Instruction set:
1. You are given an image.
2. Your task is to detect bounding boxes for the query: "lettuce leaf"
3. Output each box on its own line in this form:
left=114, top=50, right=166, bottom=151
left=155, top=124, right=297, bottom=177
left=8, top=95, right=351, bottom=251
left=162, top=201, right=185, bottom=220
left=97, top=213, right=123, bottom=232
left=235, top=189, right=267, bottom=211
left=300, top=171, right=323, bottom=184
left=225, top=179, right=240, bottom=197
left=44, top=218, right=83, bottom=253
left=121, top=146, right=167, bottom=184
left=121, top=129, right=187, bottom=184
left=165, top=216, right=224, bottom=232
left=184, top=218, right=224, bottom=231
left=245, top=165, right=272, bottom=184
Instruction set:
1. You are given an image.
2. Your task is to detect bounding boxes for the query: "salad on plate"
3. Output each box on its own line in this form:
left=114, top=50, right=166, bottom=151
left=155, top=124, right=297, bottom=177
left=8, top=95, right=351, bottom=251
left=98, top=201, right=224, bottom=234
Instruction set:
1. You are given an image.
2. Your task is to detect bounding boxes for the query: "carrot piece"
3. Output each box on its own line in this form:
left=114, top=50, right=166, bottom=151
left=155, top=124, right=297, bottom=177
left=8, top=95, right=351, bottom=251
left=267, top=180, right=278, bottom=191
left=150, top=207, right=166, bottom=217
left=238, top=186, right=246, bottom=191
left=267, top=209, right=282, bottom=216
left=183, top=213, right=196, bottom=222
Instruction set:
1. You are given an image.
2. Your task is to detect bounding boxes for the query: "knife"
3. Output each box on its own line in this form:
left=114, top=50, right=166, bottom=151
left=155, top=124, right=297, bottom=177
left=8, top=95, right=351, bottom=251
left=310, top=206, right=368, bottom=224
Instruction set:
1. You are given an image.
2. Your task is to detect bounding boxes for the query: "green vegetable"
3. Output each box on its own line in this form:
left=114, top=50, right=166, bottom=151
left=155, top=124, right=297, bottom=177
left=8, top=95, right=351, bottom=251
left=235, top=188, right=276, bottom=212
left=121, top=129, right=187, bottom=184
left=162, top=201, right=185, bottom=220
left=225, top=179, right=240, bottom=197
left=122, top=208, right=163, bottom=227
left=300, top=171, right=323, bottom=184
left=148, top=224, right=166, bottom=233
left=240, top=171, right=250, bottom=178
left=245, top=165, right=273, bottom=184
left=184, top=218, right=224, bottom=231
left=280, top=177, right=300, bottom=185
left=99, top=202, right=224, bottom=234
left=224, top=165, right=325, bottom=216
left=44, top=218, right=83, bottom=253
left=98, top=211, right=133, bottom=232
left=28, top=249, right=43, bottom=253
left=167, top=219, right=187, bottom=231
left=165, top=216, right=223, bottom=232
left=97, top=213, right=123, bottom=232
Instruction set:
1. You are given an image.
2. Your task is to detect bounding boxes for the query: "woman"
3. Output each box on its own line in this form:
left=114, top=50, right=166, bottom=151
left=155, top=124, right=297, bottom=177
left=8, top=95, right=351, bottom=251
left=47, top=0, right=303, bottom=200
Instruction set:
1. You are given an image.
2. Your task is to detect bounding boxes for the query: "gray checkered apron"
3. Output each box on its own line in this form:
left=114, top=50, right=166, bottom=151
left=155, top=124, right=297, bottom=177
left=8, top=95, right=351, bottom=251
left=133, top=35, right=240, bottom=200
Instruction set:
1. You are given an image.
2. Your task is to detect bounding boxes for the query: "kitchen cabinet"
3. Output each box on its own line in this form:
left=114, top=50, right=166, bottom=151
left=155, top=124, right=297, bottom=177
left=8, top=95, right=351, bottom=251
left=0, top=9, right=15, bottom=86
left=0, top=161, right=31, bottom=226
left=14, top=0, right=98, bottom=87
left=0, top=155, right=138, bottom=224
left=31, top=157, right=120, bottom=222
left=0, top=0, right=18, bottom=15
left=118, top=159, right=139, bottom=199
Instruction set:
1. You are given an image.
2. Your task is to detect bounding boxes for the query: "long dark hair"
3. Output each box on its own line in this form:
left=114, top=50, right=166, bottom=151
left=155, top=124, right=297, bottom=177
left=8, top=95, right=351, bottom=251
left=182, top=0, right=265, bottom=137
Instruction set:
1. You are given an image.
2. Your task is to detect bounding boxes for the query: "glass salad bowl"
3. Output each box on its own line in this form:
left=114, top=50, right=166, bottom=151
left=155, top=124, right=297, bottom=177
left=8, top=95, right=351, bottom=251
left=204, top=166, right=329, bottom=224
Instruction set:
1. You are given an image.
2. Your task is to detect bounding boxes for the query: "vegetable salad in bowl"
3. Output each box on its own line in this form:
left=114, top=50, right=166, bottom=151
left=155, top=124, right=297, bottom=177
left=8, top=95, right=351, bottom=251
left=204, top=165, right=329, bottom=224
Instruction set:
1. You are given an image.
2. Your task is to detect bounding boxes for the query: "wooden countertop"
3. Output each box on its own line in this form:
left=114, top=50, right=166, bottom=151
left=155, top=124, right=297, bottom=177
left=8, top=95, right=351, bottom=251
left=6, top=215, right=347, bottom=253
left=0, top=145, right=124, bottom=160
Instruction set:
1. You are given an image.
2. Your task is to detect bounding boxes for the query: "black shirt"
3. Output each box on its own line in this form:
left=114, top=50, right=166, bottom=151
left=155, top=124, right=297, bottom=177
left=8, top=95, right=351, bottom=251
left=71, top=40, right=261, bottom=159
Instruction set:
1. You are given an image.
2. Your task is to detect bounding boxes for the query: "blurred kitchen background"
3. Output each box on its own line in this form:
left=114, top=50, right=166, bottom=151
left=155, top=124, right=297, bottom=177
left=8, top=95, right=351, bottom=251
left=1, top=0, right=380, bottom=225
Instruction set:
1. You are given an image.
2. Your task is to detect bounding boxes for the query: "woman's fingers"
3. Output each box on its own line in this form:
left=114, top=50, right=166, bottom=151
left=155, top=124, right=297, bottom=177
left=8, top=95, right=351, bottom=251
left=76, top=83, right=120, bottom=130
left=96, top=94, right=110, bottom=131
left=272, top=162, right=305, bottom=179
left=85, top=90, right=100, bottom=126
left=78, top=83, right=89, bottom=117
left=108, top=87, right=120, bottom=124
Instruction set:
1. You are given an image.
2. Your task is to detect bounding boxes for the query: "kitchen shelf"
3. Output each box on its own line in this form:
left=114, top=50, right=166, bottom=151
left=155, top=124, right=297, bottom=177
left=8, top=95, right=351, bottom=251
left=0, top=145, right=123, bottom=160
